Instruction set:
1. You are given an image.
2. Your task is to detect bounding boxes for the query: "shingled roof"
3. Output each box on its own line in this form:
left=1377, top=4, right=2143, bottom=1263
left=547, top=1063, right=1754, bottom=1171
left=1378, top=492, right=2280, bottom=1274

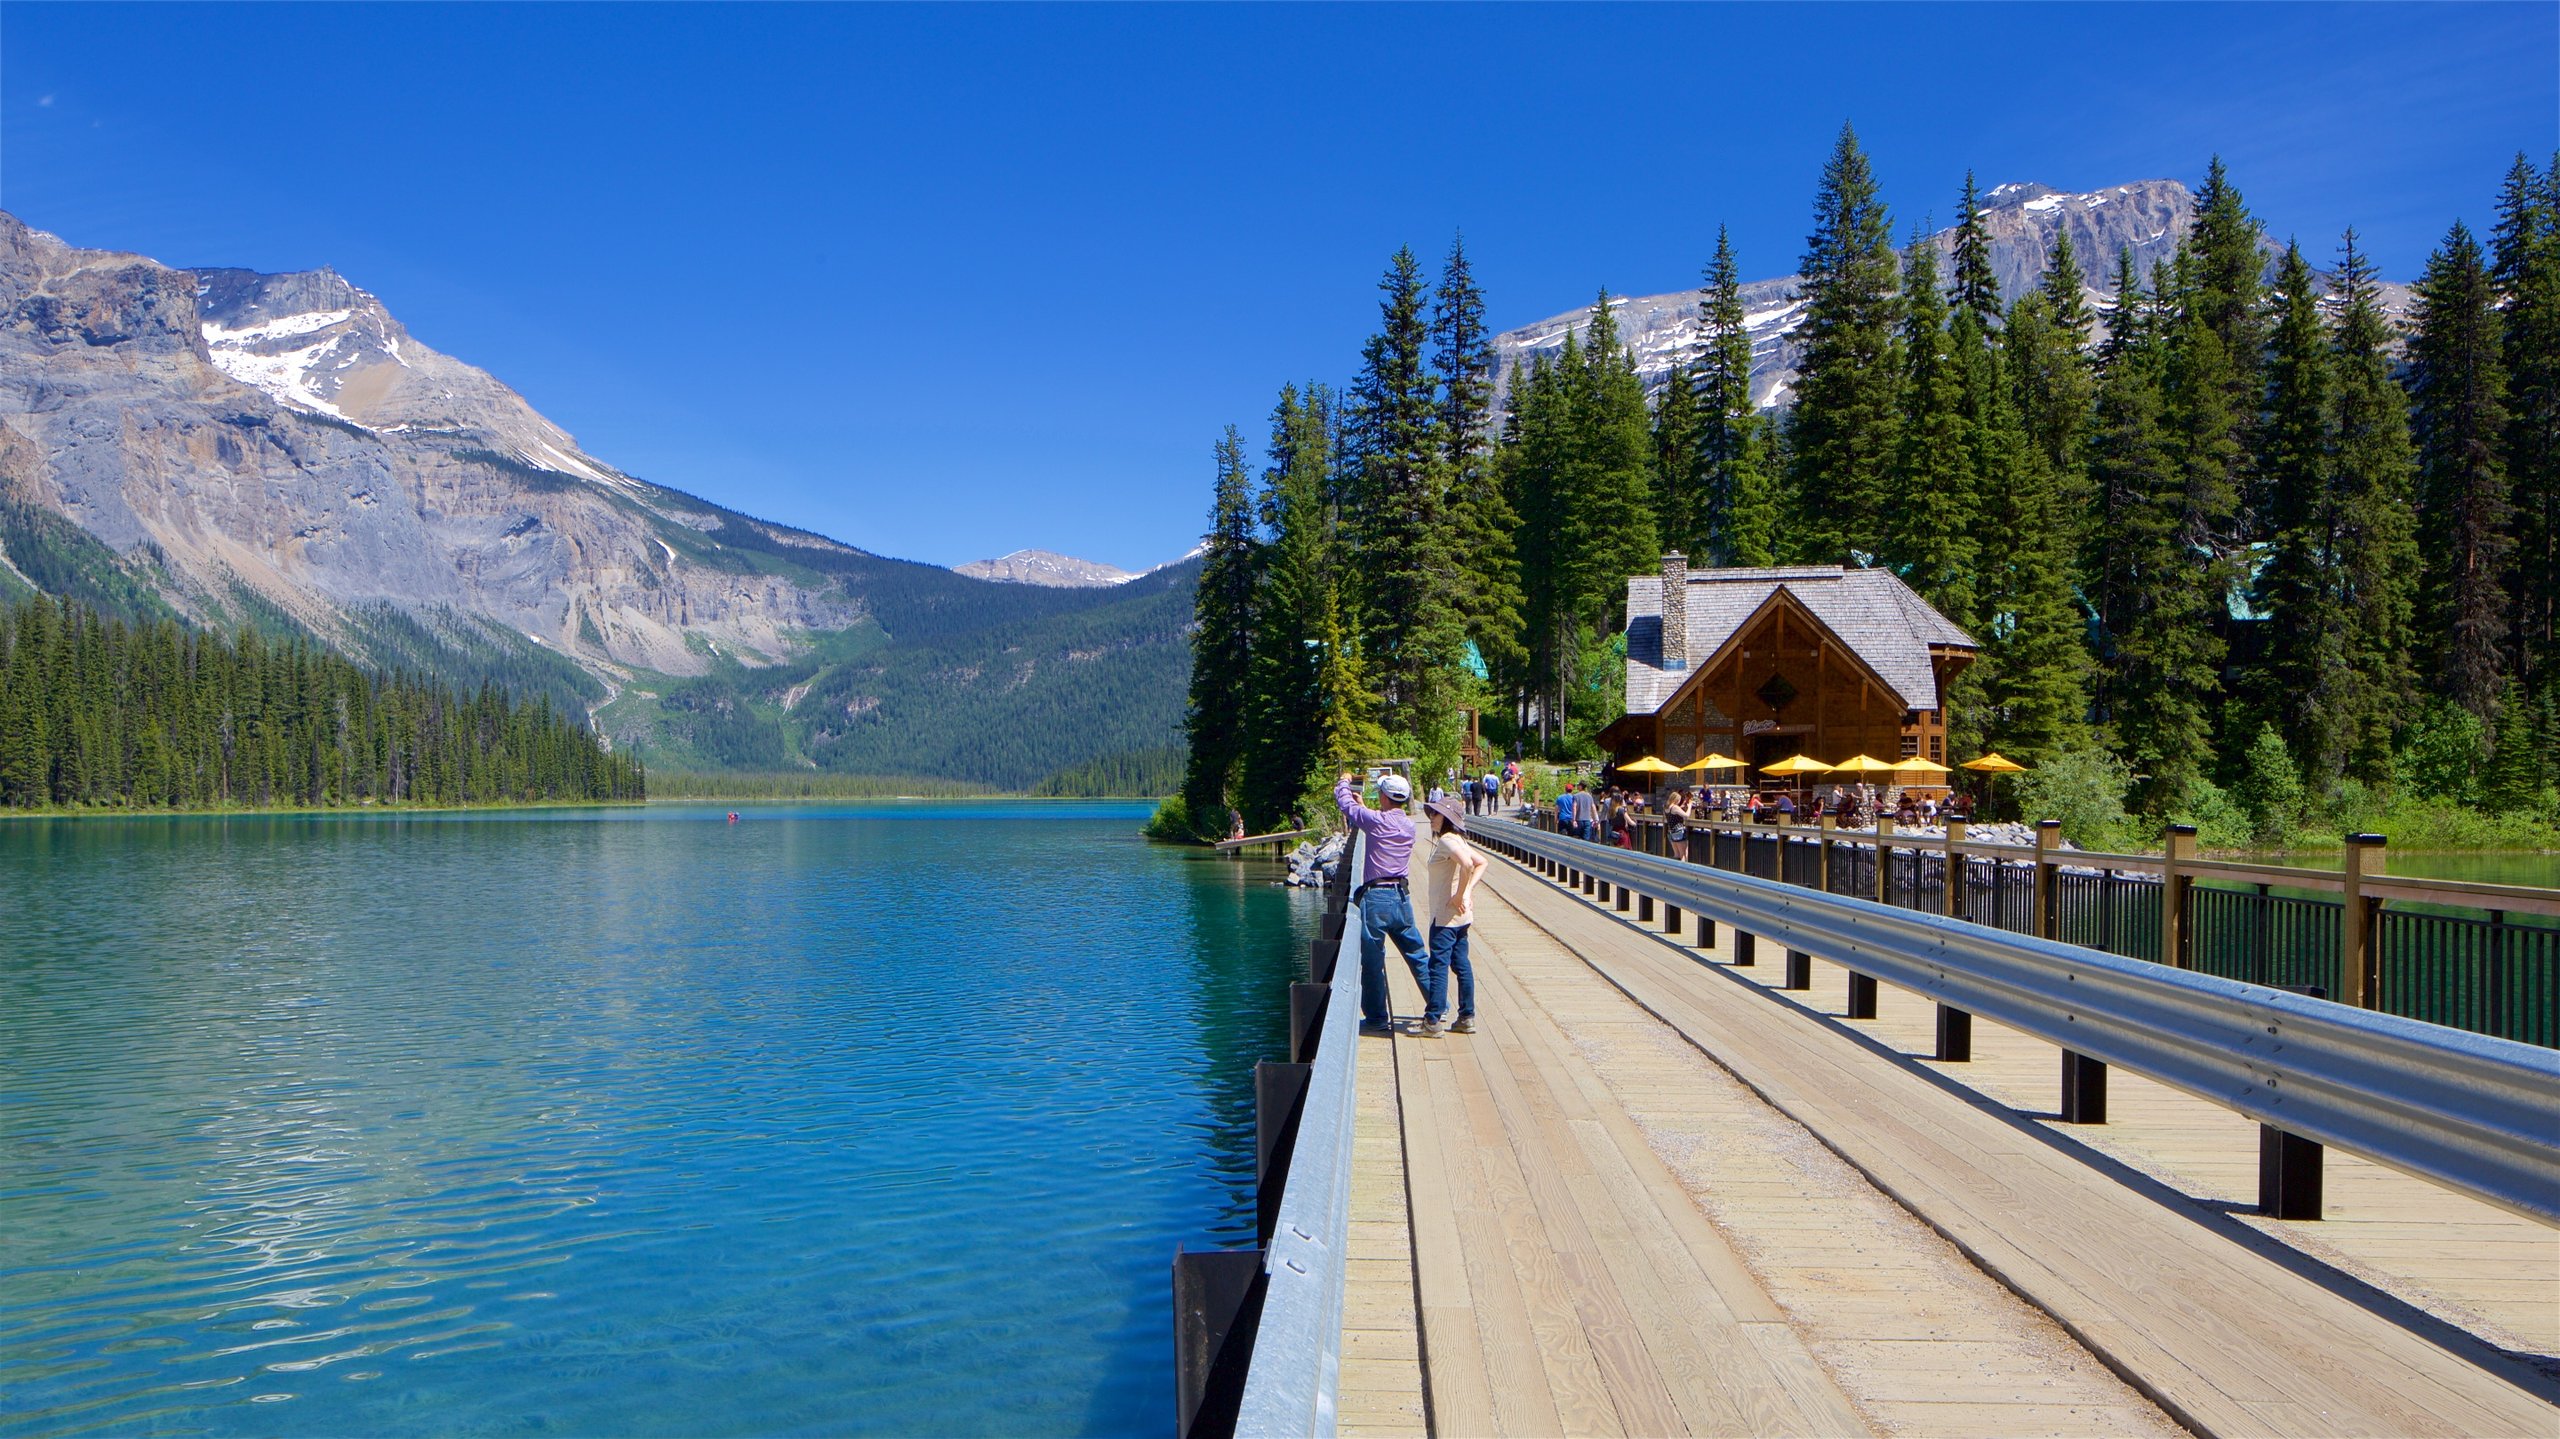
left=1624, top=565, right=1977, bottom=715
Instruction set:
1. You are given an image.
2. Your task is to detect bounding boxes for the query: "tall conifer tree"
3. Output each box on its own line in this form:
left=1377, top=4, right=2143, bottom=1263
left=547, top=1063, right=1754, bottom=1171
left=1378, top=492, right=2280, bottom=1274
left=1890, top=228, right=1977, bottom=618
left=1344, top=247, right=1456, bottom=727
left=2327, top=233, right=2421, bottom=782
left=2410, top=222, right=2516, bottom=719
left=1787, top=123, right=1902, bottom=563
left=1240, top=386, right=1333, bottom=828
left=1694, top=226, right=1775, bottom=565
left=2256, top=241, right=2348, bottom=775
left=1431, top=236, right=1527, bottom=690
left=1180, top=426, right=1259, bottom=833
left=2492, top=154, right=2560, bottom=684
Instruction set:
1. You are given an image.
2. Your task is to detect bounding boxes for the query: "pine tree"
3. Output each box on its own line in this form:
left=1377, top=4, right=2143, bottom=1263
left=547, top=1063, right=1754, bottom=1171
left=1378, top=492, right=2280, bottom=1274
left=1432, top=236, right=1528, bottom=693
left=1240, top=386, right=1333, bottom=829
left=2411, top=221, right=2516, bottom=720
left=1889, top=227, right=1977, bottom=619
left=1575, top=292, right=1664, bottom=622
left=1786, top=123, right=1902, bottom=563
left=2327, top=232, right=2421, bottom=783
left=2256, top=240, right=2348, bottom=778
left=2189, top=158, right=2270, bottom=532
left=1179, top=426, right=1258, bottom=835
left=1648, top=342, right=1701, bottom=552
left=1951, top=171, right=2001, bottom=329
left=1694, top=226, right=1774, bottom=565
left=1342, top=246, right=1450, bottom=722
left=2492, top=154, right=2560, bottom=685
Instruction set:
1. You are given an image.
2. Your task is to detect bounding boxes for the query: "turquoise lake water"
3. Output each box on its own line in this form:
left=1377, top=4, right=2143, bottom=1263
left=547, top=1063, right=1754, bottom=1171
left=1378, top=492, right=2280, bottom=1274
left=0, top=803, right=1317, bottom=1437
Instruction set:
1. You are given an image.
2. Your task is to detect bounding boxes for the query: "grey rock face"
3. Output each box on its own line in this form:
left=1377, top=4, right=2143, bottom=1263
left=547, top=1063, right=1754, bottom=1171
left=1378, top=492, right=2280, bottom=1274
left=953, top=549, right=1138, bottom=587
left=0, top=211, right=860, bottom=677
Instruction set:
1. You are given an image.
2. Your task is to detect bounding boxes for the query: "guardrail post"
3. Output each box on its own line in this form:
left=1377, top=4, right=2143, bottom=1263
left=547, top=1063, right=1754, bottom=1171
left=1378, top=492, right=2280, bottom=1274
left=1733, top=930, right=1756, bottom=967
left=1846, top=970, right=1878, bottom=1018
left=2260, top=1126, right=2325, bottom=1220
left=2034, top=820, right=2062, bottom=940
left=1664, top=898, right=1681, bottom=934
left=1289, top=984, right=1328, bottom=1063
left=1616, top=882, right=1633, bottom=913
left=1255, top=1061, right=1312, bottom=1245
left=2161, top=823, right=2197, bottom=967
left=1935, top=1003, right=1972, bottom=1061
left=1310, top=939, right=1336, bottom=986
left=1696, top=912, right=1717, bottom=949
left=1944, top=817, right=1967, bottom=920
left=1637, top=891, right=1654, bottom=922
left=1783, top=947, right=1809, bottom=989
left=1875, top=814, right=1896, bottom=905
left=1173, top=1248, right=1264, bottom=1439
left=2060, top=1050, right=2107, bottom=1123
left=2341, top=833, right=2385, bottom=1008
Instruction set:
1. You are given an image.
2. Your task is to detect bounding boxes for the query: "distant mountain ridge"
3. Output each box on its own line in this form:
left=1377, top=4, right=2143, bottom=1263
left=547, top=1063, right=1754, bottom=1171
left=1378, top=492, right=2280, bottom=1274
left=0, top=211, right=1191, bottom=788
left=1492, top=178, right=2411, bottom=408
left=955, top=549, right=1138, bottom=587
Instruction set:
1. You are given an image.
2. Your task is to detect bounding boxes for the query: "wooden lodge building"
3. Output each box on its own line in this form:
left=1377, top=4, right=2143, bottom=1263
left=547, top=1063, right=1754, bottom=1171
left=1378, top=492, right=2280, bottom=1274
left=1597, top=553, right=1979, bottom=781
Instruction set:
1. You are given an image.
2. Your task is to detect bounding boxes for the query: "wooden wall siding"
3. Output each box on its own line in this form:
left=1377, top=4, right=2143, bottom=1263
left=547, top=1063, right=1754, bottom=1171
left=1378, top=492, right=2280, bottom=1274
left=1614, top=594, right=1963, bottom=771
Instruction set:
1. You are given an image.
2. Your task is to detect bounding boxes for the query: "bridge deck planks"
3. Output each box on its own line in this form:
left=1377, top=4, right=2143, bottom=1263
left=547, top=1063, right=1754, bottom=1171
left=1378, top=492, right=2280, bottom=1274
left=1483, top=851, right=2560, bottom=1438
left=1381, top=895, right=1869, bottom=1437
left=1338, top=1008, right=1427, bottom=1438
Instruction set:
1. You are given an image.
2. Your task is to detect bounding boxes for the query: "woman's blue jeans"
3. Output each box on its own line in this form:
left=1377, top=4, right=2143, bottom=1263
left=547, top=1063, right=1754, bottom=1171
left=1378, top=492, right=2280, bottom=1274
left=1425, top=923, right=1474, bottom=1023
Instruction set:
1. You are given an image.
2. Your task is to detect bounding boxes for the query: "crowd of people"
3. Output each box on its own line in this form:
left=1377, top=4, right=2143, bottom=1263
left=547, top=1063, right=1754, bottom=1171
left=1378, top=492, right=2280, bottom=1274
left=1543, top=777, right=1975, bottom=860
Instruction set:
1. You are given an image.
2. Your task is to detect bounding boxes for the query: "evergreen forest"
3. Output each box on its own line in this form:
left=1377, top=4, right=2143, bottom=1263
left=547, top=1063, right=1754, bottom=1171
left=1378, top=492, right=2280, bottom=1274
left=1171, top=134, right=2560, bottom=850
left=0, top=594, right=646, bottom=811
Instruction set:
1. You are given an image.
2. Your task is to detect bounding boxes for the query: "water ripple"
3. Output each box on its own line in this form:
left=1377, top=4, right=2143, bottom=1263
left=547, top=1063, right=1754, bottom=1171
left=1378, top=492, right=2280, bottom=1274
left=0, top=804, right=1309, bottom=1436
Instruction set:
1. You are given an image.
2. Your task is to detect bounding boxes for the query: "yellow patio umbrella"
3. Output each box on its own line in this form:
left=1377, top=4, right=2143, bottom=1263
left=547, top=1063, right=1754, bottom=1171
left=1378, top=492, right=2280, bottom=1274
left=1680, top=753, right=1746, bottom=772
left=1761, top=754, right=1835, bottom=775
left=1892, top=757, right=1953, bottom=775
left=1616, top=756, right=1681, bottom=774
left=1826, top=754, right=1901, bottom=774
left=1961, top=753, right=2029, bottom=773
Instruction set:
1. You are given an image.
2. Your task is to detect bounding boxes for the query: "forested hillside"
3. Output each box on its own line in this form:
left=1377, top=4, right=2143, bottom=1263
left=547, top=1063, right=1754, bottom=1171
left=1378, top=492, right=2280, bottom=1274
left=1174, top=138, right=2560, bottom=849
left=0, top=594, right=645, bottom=811
left=598, top=558, right=1195, bottom=792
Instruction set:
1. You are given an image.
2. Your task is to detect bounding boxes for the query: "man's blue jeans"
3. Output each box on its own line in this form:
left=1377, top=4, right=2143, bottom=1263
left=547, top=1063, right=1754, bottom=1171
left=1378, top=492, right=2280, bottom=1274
left=1358, top=884, right=1428, bottom=1025
left=1426, top=923, right=1474, bottom=1023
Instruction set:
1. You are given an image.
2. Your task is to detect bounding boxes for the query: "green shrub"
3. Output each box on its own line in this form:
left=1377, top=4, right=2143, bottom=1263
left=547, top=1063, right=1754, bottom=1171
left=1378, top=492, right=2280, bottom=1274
left=2012, top=744, right=2132, bottom=849
left=2397, top=700, right=2487, bottom=803
left=2232, top=723, right=2305, bottom=849
left=2167, top=775, right=2253, bottom=851
left=1142, top=793, right=1196, bottom=842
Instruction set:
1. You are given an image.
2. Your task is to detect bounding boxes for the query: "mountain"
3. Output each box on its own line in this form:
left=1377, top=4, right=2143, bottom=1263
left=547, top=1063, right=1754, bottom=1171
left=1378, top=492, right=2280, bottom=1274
left=954, top=549, right=1139, bottom=587
left=0, top=211, right=1191, bottom=788
left=1492, top=178, right=2409, bottom=408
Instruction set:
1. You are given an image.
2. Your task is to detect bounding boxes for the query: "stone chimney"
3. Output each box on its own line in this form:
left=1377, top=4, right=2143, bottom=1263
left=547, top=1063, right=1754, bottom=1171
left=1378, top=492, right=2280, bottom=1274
left=1660, top=551, right=1688, bottom=671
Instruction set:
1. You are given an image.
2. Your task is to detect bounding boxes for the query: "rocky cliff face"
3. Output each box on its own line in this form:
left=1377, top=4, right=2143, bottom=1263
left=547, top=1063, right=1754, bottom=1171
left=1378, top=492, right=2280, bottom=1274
left=1491, top=178, right=2404, bottom=408
left=0, top=210, right=863, bottom=676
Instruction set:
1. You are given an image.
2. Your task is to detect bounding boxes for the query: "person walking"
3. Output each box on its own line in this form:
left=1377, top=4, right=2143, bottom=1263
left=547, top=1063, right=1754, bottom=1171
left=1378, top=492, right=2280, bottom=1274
left=1336, top=770, right=1430, bottom=1037
left=1422, top=797, right=1485, bottom=1036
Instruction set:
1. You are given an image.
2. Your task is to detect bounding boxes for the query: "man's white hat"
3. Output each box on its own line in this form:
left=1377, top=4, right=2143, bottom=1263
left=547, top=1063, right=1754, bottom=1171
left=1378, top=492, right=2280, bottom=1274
left=1377, top=773, right=1412, bottom=802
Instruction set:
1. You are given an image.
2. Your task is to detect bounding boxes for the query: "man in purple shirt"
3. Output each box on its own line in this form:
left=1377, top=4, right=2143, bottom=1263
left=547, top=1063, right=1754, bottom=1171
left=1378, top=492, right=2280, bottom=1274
left=1337, top=769, right=1429, bottom=1036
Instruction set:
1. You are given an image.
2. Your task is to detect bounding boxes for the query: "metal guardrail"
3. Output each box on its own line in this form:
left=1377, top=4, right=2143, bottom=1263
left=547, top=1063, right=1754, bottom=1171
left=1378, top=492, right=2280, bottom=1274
left=1232, top=830, right=1366, bottom=1439
left=1476, top=818, right=2560, bottom=1227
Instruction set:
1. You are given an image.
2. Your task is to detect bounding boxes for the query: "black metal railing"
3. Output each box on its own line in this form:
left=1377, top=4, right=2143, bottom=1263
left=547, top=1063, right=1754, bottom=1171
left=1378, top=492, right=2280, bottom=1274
left=1565, top=807, right=2559, bottom=1049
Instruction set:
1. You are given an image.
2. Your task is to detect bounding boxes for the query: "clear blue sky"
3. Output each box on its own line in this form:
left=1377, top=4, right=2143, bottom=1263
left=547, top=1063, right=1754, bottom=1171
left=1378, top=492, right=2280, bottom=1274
left=3, top=4, right=2552, bottom=571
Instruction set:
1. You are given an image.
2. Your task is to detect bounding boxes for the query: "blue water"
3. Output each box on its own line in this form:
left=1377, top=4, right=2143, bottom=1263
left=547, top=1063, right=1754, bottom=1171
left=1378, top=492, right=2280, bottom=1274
left=0, top=803, right=1316, bottom=1437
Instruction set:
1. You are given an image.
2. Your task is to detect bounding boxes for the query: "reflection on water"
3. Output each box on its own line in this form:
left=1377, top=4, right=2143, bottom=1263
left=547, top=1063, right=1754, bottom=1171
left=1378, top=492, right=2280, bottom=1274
left=0, top=804, right=1314, bottom=1437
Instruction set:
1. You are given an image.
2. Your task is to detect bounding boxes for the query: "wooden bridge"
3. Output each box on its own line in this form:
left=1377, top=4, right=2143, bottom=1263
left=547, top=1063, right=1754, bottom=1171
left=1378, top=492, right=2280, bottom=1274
left=1207, top=825, right=2560, bottom=1439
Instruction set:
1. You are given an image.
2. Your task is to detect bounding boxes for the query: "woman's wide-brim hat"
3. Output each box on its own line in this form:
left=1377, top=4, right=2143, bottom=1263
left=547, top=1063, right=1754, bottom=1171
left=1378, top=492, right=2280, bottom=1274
left=1425, top=797, right=1468, bottom=833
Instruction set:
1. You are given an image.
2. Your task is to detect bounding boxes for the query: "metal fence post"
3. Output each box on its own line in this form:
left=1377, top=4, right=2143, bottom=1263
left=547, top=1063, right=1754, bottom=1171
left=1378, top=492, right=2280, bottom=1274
left=2061, top=1049, right=2108, bottom=1123
left=1943, top=817, right=1967, bottom=919
left=1875, top=814, right=1896, bottom=905
left=2162, top=823, right=2198, bottom=968
left=2034, top=819, right=2061, bottom=940
left=2341, top=833, right=2386, bottom=1008
left=1846, top=970, right=1878, bottom=1017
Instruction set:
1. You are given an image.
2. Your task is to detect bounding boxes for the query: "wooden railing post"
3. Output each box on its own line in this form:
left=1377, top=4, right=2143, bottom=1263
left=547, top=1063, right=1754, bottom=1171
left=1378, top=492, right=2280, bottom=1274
left=1874, top=814, right=1896, bottom=905
left=2162, top=823, right=2198, bottom=968
left=2033, top=819, right=2061, bottom=940
left=2341, top=833, right=2385, bottom=1008
left=1818, top=813, right=1835, bottom=893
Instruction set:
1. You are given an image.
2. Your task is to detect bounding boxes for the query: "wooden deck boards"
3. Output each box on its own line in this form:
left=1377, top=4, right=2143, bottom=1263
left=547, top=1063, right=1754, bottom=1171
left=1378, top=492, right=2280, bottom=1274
left=1339, top=996, right=1427, bottom=1439
left=1483, top=854, right=2560, bottom=1438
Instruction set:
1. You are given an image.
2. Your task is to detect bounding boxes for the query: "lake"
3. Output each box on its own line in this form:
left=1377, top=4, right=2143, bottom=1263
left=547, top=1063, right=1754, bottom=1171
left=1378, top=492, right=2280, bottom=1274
left=0, top=803, right=1316, bottom=1437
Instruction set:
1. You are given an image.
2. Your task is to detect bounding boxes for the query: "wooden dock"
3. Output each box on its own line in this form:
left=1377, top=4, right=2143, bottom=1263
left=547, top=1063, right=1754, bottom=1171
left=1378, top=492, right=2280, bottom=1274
left=1335, top=854, right=2560, bottom=1438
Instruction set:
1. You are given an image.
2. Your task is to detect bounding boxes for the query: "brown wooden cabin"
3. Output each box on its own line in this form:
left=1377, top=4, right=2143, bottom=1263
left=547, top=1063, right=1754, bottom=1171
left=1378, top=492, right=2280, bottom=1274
left=1596, top=554, right=1978, bottom=788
